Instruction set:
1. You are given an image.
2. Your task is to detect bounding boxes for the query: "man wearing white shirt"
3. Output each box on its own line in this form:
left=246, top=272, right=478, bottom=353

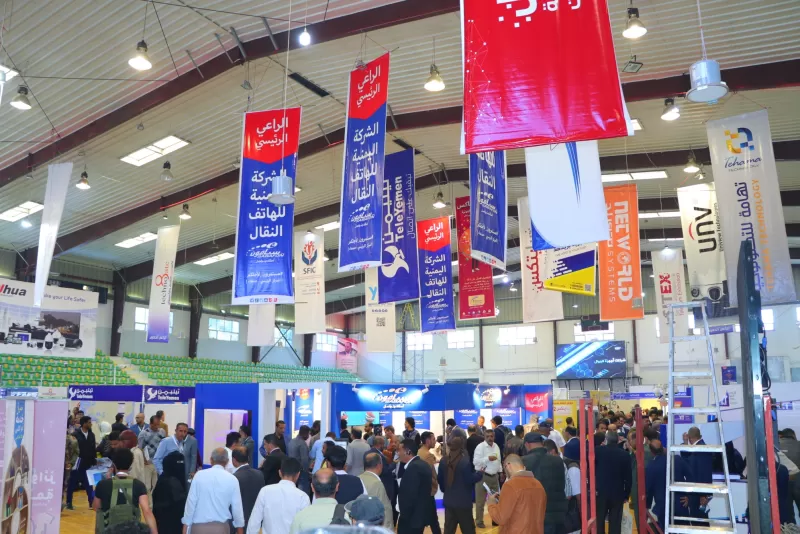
left=182, top=448, right=245, bottom=534
left=247, top=457, right=310, bottom=534
left=473, top=428, right=502, bottom=529
left=539, top=421, right=566, bottom=450
left=224, top=431, right=240, bottom=474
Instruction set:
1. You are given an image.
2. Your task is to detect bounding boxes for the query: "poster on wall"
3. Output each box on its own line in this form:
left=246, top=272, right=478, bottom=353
left=232, top=107, right=300, bottom=305
left=336, top=338, right=360, bottom=374
left=652, top=248, right=688, bottom=344
left=553, top=400, right=578, bottom=434
left=147, top=225, right=180, bottom=343
left=0, top=278, right=98, bottom=359
left=31, top=400, right=67, bottom=534
left=407, top=410, right=430, bottom=430
left=454, top=409, right=479, bottom=428
left=518, top=198, right=563, bottom=323
left=2, top=400, right=33, bottom=534
left=294, top=389, right=315, bottom=431
left=455, top=197, right=495, bottom=320
left=523, top=389, right=550, bottom=425
left=722, top=366, right=737, bottom=385
left=365, top=268, right=396, bottom=352
left=379, top=149, right=419, bottom=303
left=542, top=243, right=597, bottom=296
left=294, top=230, right=326, bottom=334
left=473, top=386, right=517, bottom=409
left=417, top=217, right=456, bottom=332
left=707, top=110, right=795, bottom=306
left=492, top=408, right=519, bottom=429
left=338, top=53, right=390, bottom=272
left=469, top=151, right=507, bottom=269
left=599, top=184, right=643, bottom=321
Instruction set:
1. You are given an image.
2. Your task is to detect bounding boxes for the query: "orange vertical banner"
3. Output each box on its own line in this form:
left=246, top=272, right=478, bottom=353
left=599, top=184, right=644, bottom=321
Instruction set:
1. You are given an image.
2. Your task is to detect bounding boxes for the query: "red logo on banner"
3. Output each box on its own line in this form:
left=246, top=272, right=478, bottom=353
left=525, top=392, right=549, bottom=412
left=417, top=217, right=451, bottom=253
left=455, top=196, right=495, bottom=319
left=462, top=0, right=626, bottom=152
left=348, top=53, right=390, bottom=120
left=242, top=108, right=301, bottom=164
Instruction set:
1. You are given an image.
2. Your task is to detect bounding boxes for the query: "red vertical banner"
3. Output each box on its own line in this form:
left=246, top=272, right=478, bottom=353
left=455, top=196, right=496, bottom=319
left=461, top=0, right=627, bottom=152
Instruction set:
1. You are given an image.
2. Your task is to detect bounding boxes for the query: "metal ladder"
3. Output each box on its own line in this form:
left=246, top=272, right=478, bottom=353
left=664, top=301, right=736, bottom=534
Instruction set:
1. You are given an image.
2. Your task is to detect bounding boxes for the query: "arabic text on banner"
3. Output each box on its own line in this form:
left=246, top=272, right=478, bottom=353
left=294, top=389, right=315, bottom=431
left=598, top=184, right=643, bottom=320
left=365, top=267, right=397, bottom=352
left=469, top=151, right=507, bottom=269
left=232, top=108, right=300, bottom=305
left=652, top=247, right=688, bottom=344
left=518, top=197, right=563, bottom=323
left=34, top=162, right=73, bottom=307
left=294, top=230, right=326, bottom=334
left=525, top=141, right=609, bottom=250
left=378, top=149, right=420, bottom=303
left=417, top=217, right=456, bottom=333
left=460, top=0, right=626, bottom=153
left=706, top=110, right=795, bottom=306
left=31, top=399, right=68, bottom=533
left=543, top=243, right=597, bottom=296
left=336, top=338, right=360, bottom=374
left=455, top=197, right=496, bottom=320
left=147, top=225, right=180, bottom=343
left=3, top=400, right=32, bottom=531
left=247, top=304, right=275, bottom=346
left=338, top=53, right=390, bottom=271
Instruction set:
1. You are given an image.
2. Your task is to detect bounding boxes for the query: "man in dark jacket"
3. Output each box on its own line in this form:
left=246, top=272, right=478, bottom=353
left=66, top=415, right=97, bottom=509
left=522, top=432, right=566, bottom=534
left=562, top=426, right=580, bottom=462
left=260, top=433, right=286, bottom=485
left=490, top=416, right=507, bottom=456
left=340, top=418, right=352, bottom=442
left=681, top=427, right=713, bottom=522
left=646, top=440, right=691, bottom=533
left=398, top=439, right=432, bottom=534
left=466, top=425, right=484, bottom=467
left=595, top=432, right=632, bottom=534
left=231, top=446, right=265, bottom=530
left=438, top=437, right=483, bottom=534
left=364, top=436, right=397, bottom=521
left=327, top=445, right=367, bottom=504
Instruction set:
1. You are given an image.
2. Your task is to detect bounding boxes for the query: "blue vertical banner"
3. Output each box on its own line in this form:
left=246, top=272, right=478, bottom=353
left=454, top=409, right=479, bottom=428
left=338, top=53, right=390, bottom=272
left=232, top=108, right=300, bottom=304
left=378, top=149, right=419, bottom=303
left=417, top=217, right=456, bottom=333
left=469, top=151, right=507, bottom=270
left=294, top=388, right=315, bottom=431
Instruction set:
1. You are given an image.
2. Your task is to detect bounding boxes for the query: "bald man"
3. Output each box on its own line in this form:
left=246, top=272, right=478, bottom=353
left=290, top=469, right=342, bottom=533
left=182, top=447, right=244, bottom=534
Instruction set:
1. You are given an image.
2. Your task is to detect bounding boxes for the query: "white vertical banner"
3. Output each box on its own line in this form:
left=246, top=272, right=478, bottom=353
left=365, top=267, right=396, bottom=352
left=707, top=110, right=795, bottom=306
left=294, top=230, right=326, bottom=334
left=652, top=247, right=688, bottom=344
left=147, top=225, right=180, bottom=343
left=247, top=304, right=275, bottom=346
left=33, top=162, right=73, bottom=307
left=518, top=197, right=563, bottom=323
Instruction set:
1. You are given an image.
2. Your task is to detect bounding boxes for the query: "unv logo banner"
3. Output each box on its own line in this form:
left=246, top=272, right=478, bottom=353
left=469, top=151, right=507, bottom=269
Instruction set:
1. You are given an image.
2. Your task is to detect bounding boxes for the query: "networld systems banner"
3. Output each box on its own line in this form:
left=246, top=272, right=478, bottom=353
left=469, top=151, right=507, bottom=269
left=147, top=225, right=180, bottom=343
left=338, top=53, right=390, bottom=271
left=417, top=217, right=456, bottom=333
left=232, top=108, right=300, bottom=305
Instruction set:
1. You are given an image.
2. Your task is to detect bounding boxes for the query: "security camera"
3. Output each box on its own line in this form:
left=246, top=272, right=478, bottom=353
left=422, top=386, right=430, bottom=394
left=351, top=384, right=358, bottom=392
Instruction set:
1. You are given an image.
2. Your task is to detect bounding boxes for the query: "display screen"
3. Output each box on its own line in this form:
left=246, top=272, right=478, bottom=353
left=555, top=341, right=626, bottom=379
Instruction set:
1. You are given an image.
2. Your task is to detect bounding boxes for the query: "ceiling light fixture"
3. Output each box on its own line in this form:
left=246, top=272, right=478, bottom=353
left=509, top=283, right=518, bottom=292
left=622, top=55, right=644, bottom=73
left=179, top=203, right=192, bottom=220
left=323, top=252, right=330, bottom=261
left=0, top=64, right=18, bottom=81
left=696, top=170, right=706, bottom=181
left=160, top=161, right=174, bottom=182
left=194, top=252, right=235, bottom=266
left=622, top=6, right=648, bottom=39
left=647, top=237, right=682, bottom=242
left=638, top=211, right=681, bottom=219
left=0, top=201, right=43, bottom=222
left=121, top=135, right=189, bottom=166
left=572, top=304, right=579, bottom=309
left=685, top=1, right=728, bottom=103
left=684, top=155, right=700, bottom=174
left=631, top=170, right=668, bottom=180
left=660, top=98, right=680, bottom=121
left=267, top=168, right=295, bottom=205
left=630, top=118, right=643, bottom=131
left=76, top=171, right=91, bottom=190
left=115, top=232, right=159, bottom=248
left=315, top=221, right=340, bottom=232
left=424, top=37, right=445, bottom=92
left=433, top=191, right=447, bottom=209
left=162, top=212, right=168, bottom=220
left=20, top=219, right=32, bottom=229
left=10, top=86, right=32, bottom=110
left=298, top=28, right=311, bottom=47
left=502, top=275, right=509, bottom=283
left=128, top=41, right=152, bottom=71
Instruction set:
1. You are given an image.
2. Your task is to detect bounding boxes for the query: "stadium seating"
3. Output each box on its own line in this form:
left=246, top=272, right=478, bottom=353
left=0, top=350, right=137, bottom=386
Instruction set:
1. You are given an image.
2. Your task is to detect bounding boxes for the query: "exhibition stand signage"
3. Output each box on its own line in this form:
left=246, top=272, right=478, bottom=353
left=144, top=386, right=195, bottom=403
left=68, top=385, right=195, bottom=403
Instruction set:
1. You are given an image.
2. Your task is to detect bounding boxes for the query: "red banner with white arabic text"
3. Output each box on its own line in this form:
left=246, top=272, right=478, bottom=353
left=455, top=196, right=495, bottom=319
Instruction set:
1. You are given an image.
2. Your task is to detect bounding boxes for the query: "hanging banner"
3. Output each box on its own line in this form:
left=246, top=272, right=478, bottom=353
left=365, top=268, right=396, bottom=352
left=294, top=389, right=315, bottom=431
left=294, top=230, right=326, bottom=334
left=338, top=53, right=390, bottom=272
left=599, top=184, right=643, bottom=321
left=526, top=141, right=609, bottom=250
left=31, top=399, right=67, bottom=534
left=147, top=225, right=180, bottom=343
left=378, top=149, right=420, bottom=303
left=455, top=197, right=495, bottom=320
left=0, top=278, right=98, bottom=358
left=247, top=304, right=275, bottom=346
left=232, top=107, right=300, bottom=305
left=542, top=244, right=597, bottom=296
left=336, top=338, right=360, bottom=374
left=418, top=217, right=456, bottom=332
left=460, top=0, right=626, bottom=153
left=652, top=248, right=688, bottom=344
left=518, top=198, right=563, bottom=323
left=33, top=162, right=73, bottom=307
left=707, top=110, right=794, bottom=306
left=2, top=400, right=32, bottom=533
left=469, top=151, right=507, bottom=269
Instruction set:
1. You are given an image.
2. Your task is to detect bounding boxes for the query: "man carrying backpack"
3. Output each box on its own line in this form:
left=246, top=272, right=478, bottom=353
left=93, top=448, right=157, bottom=534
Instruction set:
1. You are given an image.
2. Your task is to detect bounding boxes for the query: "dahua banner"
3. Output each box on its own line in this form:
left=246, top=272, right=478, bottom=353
left=652, top=248, right=688, bottom=344
left=147, top=225, right=180, bottom=343
left=469, top=151, right=507, bottom=269
left=294, top=230, right=326, bottom=334
left=365, top=268, right=396, bottom=353
left=455, top=197, right=495, bottom=320
left=518, top=198, right=563, bottom=323
left=417, top=217, right=456, bottom=332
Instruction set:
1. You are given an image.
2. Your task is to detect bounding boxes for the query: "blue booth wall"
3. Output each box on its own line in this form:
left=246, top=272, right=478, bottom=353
left=195, top=383, right=261, bottom=467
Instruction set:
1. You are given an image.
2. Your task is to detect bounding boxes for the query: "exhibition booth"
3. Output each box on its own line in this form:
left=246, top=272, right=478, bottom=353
left=67, top=385, right=196, bottom=430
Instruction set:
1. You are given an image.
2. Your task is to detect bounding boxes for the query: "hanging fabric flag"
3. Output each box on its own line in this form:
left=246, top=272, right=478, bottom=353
left=417, top=217, right=456, bottom=332
left=542, top=244, right=597, bottom=296
left=455, top=196, right=496, bottom=320
left=365, top=268, right=397, bottom=352
left=294, top=230, right=326, bottom=334
left=469, top=151, right=507, bottom=269
left=247, top=304, right=275, bottom=346
left=460, top=0, right=627, bottom=153
left=652, top=247, right=688, bottom=344
left=147, top=225, right=180, bottom=343
left=378, top=149, right=419, bottom=303
left=232, top=107, right=299, bottom=305
left=339, top=53, right=390, bottom=271
left=706, top=110, right=794, bottom=306
left=526, top=141, right=609, bottom=250
left=598, top=184, right=643, bottom=321
left=33, top=162, right=73, bottom=307
left=518, top=198, right=563, bottom=323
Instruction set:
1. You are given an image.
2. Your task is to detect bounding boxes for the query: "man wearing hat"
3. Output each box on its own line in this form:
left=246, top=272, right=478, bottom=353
left=523, top=432, right=567, bottom=534
left=346, top=495, right=386, bottom=527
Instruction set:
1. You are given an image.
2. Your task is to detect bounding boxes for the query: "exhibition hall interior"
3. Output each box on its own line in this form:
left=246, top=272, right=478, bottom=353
left=0, top=0, right=797, bottom=533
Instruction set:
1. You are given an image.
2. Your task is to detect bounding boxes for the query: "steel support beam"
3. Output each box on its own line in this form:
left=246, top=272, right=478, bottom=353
left=189, top=285, right=203, bottom=359
left=110, top=271, right=125, bottom=357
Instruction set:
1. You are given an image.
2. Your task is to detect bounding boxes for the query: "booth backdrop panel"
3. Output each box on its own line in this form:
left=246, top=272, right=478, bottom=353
left=68, top=385, right=143, bottom=402
left=194, top=383, right=261, bottom=467
left=32, top=400, right=68, bottom=534
left=2, top=400, right=33, bottom=533
left=522, top=385, right=553, bottom=424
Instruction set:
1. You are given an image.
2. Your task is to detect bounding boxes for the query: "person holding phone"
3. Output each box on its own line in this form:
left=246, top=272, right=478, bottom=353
left=472, top=428, right=502, bottom=528
left=488, top=454, right=546, bottom=534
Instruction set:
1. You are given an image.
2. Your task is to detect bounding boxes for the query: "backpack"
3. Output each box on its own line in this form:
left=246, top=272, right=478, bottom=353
left=331, top=504, right=350, bottom=525
left=499, top=425, right=513, bottom=444
left=95, top=477, right=140, bottom=534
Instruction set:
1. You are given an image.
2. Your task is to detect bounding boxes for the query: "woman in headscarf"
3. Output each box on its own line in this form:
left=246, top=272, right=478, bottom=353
left=437, top=436, right=483, bottom=534
left=152, top=451, right=187, bottom=534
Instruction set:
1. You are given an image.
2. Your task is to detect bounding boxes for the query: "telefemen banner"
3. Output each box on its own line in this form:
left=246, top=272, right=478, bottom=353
left=518, top=197, right=563, bottom=323
left=147, top=225, right=180, bottom=343
left=417, top=217, right=456, bottom=333
left=469, top=151, right=507, bottom=269
left=455, top=197, right=495, bottom=320
left=378, top=149, right=420, bottom=303
left=338, top=53, right=390, bottom=271
left=460, top=0, right=627, bottom=153
left=232, top=108, right=300, bottom=305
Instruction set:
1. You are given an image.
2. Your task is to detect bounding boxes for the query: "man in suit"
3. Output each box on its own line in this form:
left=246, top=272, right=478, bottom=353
left=363, top=436, right=396, bottom=523
left=261, top=434, right=286, bottom=485
left=466, top=425, right=484, bottom=466
left=562, top=426, right=580, bottom=462
left=419, top=431, right=442, bottom=534
left=595, top=432, right=632, bottom=534
left=397, top=439, right=432, bottom=534
left=66, top=415, right=97, bottom=509
left=359, top=452, right=394, bottom=530
left=184, top=429, right=198, bottom=480
left=231, top=446, right=265, bottom=530
left=327, top=445, right=367, bottom=504
left=681, top=427, right=713, bottom=523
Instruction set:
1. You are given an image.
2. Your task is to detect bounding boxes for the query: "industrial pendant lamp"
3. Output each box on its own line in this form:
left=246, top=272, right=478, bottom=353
left=684, top=155, right=700, bottom=174
left=128, top=41, right=152, bottom=71
left=298, top=28, right=311, bottom=46
left=267, top=168, right=296, bottom=205
left=686, top=0, right=728, bottom=103
left=160, top=161, right=174, bottom=182
left=424, top=37, right=445, bottom=92
left=433, top=191, right=446, bottom=209
left=622, top=4, right=647, bottom=39
left=660, top=98, right=680, bottom=121
left=179, top=203, right=192, bottom=220
left=10, top=86, right=32, bottom=110
left=76, top=171, right=91, bottom=190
